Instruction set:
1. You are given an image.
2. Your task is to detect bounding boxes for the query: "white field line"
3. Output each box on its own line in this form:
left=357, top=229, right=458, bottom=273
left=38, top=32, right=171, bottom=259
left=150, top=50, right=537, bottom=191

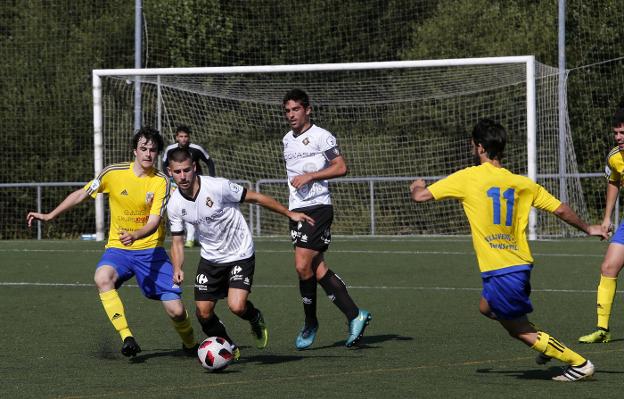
left=0, top=281, right=617, bottom=294
left=0, top=248, right=604, bottom=257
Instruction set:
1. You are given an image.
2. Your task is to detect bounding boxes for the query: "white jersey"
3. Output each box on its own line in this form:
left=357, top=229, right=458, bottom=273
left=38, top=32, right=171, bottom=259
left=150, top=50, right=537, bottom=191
left=167, top=176, right=254, bottom=263
left=282, top=124, right=341, bottom=210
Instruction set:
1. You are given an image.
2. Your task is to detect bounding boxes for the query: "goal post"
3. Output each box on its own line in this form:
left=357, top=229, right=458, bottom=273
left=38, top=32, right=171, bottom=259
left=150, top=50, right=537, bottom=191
left=93, top=56, right=584, bottom=240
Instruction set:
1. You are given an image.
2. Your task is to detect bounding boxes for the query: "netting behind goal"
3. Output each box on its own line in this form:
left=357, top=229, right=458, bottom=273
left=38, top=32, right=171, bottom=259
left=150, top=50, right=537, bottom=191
left=96, top=59, right=587, bottom=237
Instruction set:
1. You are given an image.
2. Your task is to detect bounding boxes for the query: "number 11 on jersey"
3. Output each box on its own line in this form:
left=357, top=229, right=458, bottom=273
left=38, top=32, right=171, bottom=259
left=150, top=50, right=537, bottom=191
left=487, top=187, right=515, bottom=226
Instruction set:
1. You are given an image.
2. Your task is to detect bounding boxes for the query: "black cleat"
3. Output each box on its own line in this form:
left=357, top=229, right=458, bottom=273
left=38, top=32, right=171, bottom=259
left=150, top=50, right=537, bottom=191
left=121, top=336, right=141, bottom=357
left=182, top=343, right=200, bottom=357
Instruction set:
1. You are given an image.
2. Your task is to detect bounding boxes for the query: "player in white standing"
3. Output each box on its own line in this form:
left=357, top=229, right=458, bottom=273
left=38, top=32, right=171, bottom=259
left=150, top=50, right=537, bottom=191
left=166, top=147, right=314, bottom=358
left=282, top=88, right=371, bottom=349
left=163, top=125, right=216, bottom=248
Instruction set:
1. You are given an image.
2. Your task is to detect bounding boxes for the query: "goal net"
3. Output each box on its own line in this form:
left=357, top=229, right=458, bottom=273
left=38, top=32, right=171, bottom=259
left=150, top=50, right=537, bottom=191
left=93, top=57, right=587, bottom=238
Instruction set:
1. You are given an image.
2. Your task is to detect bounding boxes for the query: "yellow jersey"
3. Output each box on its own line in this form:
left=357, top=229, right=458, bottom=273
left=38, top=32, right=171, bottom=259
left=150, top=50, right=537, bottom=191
left=428, top=162, right=561, bottom=276
left=606, top=146, right=624, bottom=185
left=83, top=162, right=170, bottom=250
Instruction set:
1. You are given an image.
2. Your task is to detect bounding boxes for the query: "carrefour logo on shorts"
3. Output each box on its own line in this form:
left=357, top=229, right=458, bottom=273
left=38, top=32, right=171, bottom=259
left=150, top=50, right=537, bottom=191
left=196, top=274, right=208, bottom=285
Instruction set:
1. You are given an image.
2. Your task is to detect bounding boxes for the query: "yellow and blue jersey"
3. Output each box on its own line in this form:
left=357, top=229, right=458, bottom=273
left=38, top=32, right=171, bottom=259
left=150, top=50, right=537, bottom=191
left=428, top=162, right=561, bottom=276
left=606, top=146, right=624, bottom=185
left=84, top=162, right=170, bottom=250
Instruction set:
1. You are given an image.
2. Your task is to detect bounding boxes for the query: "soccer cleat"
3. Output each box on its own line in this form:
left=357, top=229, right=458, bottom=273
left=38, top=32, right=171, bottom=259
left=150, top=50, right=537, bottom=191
left=552, top=360, right=595, bottom=382
left=182, top=342, right=199, bottom=357
left=578, top=328, right=611, bottom=343
left=121, top=336, right=141, bottom=357
left=184, top=240, right=195, bottom=248
left=231, top=344, right=241, bottom=361
left=535, top=353, right=552, bottom=365
left=346, top=309, right=372, bottom=347
left=295, top=323, right=319, bottom=350
left=250, top=311, right=269, bottom=349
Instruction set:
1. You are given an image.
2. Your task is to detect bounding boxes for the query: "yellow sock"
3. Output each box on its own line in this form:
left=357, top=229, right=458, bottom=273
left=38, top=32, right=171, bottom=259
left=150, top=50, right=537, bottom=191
left=172, top=310, right=196, bottom=348
left=532, top=331, right=586, bottom=366
left=99, top=289, right=132, bottom=342
left=597, top=275, right=617, bottom=330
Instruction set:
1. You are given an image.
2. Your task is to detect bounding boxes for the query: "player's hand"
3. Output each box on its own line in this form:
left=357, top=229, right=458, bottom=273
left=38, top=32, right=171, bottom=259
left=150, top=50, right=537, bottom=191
left=173, top=268, right=184, bottom=285
left=409, top=179, right=427, bottom=193
left=26, top=212, right=50, bottom=227
left=288, top=211, right=315, bottom=226
left=587, top=224, right=609, bottom=241
left=290, top=174, right=313, bottom=189
left=600, top=219, right=614, bottom=234
left=119, top=230, right=137, bottom=246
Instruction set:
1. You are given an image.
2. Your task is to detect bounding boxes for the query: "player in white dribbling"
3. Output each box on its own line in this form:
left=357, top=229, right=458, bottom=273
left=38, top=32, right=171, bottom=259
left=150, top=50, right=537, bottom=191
left=166, top=147, right=314, bottom=359
left=282, top=88, right=371, bottom=349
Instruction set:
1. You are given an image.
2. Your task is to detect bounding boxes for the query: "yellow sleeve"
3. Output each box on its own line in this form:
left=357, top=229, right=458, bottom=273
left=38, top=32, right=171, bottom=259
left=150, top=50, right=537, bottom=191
left=532, top=183, right=562, bottom=213
left=428, top=168, right=468, bottom=201
left=149, top=176, right=170, bottom=217
left=608, top=157, right=621, bottom=184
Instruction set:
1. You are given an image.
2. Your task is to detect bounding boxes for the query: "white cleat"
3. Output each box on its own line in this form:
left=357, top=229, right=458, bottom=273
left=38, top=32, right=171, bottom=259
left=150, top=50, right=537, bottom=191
left=552, top=360, right=595, bottom=382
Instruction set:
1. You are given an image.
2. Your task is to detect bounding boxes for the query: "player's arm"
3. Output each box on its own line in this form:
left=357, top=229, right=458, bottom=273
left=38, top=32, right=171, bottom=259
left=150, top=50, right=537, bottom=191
left=26, top=188, right=90, bottom=227
left=244, top=189, right=315, bottom=225
left=197, top=147, right=216, bottom=177
left=409, top=179, right=434, bottom=202
left=170, top=233, right=185, bottom=284
left=119, top=214, right=162, bottom=246
left=552, top=203, right=608, bottom=240
left=290, top=155, right=347, bottom=189
left=602, top=180, right=620, bottom=231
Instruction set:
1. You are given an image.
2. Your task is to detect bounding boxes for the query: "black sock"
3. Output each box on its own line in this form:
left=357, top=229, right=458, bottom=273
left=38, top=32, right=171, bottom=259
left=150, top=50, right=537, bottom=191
left=197, top=313, right=234, bottom=344
left=239, top=300, right=261, bottom=323
left=318, top=269, right=359, bottom=321
left=299, top=276, right=318, bottom=327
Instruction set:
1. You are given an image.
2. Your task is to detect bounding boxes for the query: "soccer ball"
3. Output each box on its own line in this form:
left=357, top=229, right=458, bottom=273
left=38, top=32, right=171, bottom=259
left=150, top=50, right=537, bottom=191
left=197, top=336, right=234, bottom=371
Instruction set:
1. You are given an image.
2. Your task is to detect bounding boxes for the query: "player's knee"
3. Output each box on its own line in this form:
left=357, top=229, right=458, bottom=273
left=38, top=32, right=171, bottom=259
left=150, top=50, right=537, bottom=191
left=295, top=262, right=314, bottom=278
left=600, top=260, right=621, bottom=277
left=196, top=307, right=214, bottom=320
left=93, top=269, right=115, bottom=290
left=228, top=301, right=246, bottom=316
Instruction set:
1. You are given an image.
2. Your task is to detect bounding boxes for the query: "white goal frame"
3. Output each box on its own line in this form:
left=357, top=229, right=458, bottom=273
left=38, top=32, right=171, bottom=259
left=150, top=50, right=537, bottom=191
left=92, top=56, right=537, bottom=241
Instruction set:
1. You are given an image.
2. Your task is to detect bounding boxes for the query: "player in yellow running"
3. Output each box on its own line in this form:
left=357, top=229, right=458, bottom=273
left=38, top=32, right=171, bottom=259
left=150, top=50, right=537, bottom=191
left=579, top=103, right=624, bottom=344
left=26, top=127, right=197, bottom=358
left=410, top=119, right=606, bottom=382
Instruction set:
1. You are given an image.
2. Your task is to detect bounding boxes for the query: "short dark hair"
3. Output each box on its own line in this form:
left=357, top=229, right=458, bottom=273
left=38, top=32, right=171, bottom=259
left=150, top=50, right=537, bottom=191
left=472, top=119, right=506, bottom=160
left=612, top=100, right=624, bottom=128
left=132, top=126, right=164, bottom=153
left=167, top=147, right=193, bottom=165
left=283, top=88, right=310, bottom=108
left=176, top=125, right=191, bottom=135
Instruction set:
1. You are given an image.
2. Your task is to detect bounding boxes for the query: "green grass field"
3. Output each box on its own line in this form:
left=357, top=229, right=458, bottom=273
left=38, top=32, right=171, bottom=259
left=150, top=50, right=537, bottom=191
left=1, top=237, right=623, bottom=398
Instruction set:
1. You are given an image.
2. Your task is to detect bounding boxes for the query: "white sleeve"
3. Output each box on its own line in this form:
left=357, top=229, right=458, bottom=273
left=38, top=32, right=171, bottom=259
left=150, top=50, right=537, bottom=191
left=318, top=130, right=341, bottom=160
left=221, top=178, right=245, bottom=203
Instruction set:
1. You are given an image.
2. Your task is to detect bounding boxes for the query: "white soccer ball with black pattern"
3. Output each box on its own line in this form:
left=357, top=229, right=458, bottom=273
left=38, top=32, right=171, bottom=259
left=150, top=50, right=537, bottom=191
left=197, top=336, right=233, bottom=371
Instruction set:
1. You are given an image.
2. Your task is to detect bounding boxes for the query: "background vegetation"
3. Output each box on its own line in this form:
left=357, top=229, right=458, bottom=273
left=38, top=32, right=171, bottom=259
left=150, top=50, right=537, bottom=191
left=1, top=0, right=623, bottom=238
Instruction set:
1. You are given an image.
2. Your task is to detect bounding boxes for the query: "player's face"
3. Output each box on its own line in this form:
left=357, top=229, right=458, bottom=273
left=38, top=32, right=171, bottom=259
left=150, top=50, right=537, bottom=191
left=613, top=124, right=624, bottom=150
left=134, top=138, right=159, bottom=169
left=168, top=159, right=196, bottom=192
left=283, top=100, right=311, bottom=134
left=176, top=132, right=190, bottom=147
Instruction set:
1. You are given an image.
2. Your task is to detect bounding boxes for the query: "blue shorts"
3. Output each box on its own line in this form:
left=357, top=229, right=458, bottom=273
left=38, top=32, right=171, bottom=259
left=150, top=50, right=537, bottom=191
left=611, top=222, right=624, bottom=244
left=482, top=268, right=533, bottom=320
left=97, top=247, right=182, bottom=301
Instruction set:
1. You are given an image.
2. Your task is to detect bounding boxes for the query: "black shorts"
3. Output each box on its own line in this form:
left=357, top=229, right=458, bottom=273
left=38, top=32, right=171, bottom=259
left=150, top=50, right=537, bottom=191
left=194, top=255, right=255, bottom=301
left=289, top=205, right=333, bottom=252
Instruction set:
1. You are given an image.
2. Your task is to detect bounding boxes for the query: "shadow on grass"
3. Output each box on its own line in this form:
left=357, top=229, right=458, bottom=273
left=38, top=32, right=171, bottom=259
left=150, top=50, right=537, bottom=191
left=475, top=366, right=617, bottom=381
left=304, top=333, right=414, bottom=351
